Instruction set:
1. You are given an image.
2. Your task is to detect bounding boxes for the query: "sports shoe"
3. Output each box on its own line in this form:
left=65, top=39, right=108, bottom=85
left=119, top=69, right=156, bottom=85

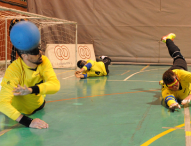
left=99, top=55, right=108, bottom=60
left=159, top=80, right=164, bottom=85
left=161, top=33, right=176, bottom=43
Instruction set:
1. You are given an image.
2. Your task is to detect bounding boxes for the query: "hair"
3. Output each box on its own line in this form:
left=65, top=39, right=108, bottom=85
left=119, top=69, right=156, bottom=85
left=9, top=19, right=27, bottom=35
left=162, top=69, right=176, bottom=85
left=16, top=48, right=22, bottom=58
left=77, top=60, right=83, bottom=68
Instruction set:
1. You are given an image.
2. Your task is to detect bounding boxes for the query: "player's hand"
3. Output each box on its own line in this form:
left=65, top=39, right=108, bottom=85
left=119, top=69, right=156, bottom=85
left=13, top=84, right=32, bottom=96
left=29, top=118, right=49, bottom=129
left=169, top=102, right=181, bottom=109
left=75, top=73, right=81, bottom=78
left=75, top=71, right=82, bottom=78
left=181, top=95, right=191, bottom=105
left=75, top=71, right=81, bottom=74
left=181, top=99, right=191, bottom=105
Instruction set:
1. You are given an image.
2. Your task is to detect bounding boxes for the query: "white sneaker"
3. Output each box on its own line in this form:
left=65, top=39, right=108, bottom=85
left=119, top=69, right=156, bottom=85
left=99, top=55, right=108, bottom=60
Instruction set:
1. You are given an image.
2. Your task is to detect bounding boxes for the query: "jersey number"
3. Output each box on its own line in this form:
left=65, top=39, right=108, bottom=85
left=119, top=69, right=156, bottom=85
left=95, top=71, right=100, bottom=75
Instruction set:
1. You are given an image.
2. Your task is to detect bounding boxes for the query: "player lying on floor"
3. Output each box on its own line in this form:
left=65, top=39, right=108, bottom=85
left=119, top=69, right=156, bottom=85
left=75, top=56, right=111, bottom=79
left=0, top=47, right=60, bottom=129
left=160, top=33, right=191, bottom=111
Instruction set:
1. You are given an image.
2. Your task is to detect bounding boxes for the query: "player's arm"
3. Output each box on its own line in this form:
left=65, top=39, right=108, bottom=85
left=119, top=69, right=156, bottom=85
left=0, top=67, right=24, bottom=120
left=181, top=94, right=191, bottom=105
left=164, top=95, right=181, bottom=109
left=0, top=79, right=38, bottom=128
left=16, top=114, right=48, bottom=129
left=75, top=62, right=92, bottom=79
left=36, top=56, right=60, bottom=95
left=75, top=69, right=88, bottom=79
left=75, top=67, right=86, bottom=78
left=77, top=62, right=92, bottom=73
left=75, top=73, right=85, bottom=78
left=76, top=67, right=86, bottom=74
left=176, top=70, right=191, bottom=105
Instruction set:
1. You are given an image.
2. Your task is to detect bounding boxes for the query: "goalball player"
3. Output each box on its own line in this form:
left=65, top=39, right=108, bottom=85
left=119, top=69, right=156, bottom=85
left=75, top=56, right=111, bottom=79
left=0, top=47, right=60, bottom=129
left=160, top=33, right=191, bottom=111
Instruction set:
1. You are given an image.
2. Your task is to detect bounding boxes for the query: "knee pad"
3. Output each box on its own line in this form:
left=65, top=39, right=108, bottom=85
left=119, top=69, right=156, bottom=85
left=172, top=51, right=185, bottom=60
left=103, top=57, right=111, bottom=64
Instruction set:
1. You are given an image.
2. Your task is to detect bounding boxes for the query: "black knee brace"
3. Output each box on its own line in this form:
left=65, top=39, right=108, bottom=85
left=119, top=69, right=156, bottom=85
left=172, top=51, right=185, bottom=60
left=103, top=57, right=111, bottom=64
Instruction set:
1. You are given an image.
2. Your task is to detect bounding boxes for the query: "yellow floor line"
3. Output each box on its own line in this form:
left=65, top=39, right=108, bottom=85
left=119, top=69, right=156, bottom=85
left=0, top=123, right=20, bottom=136
left=141, top=65, right=150, bottom=71
left=141, top=123, right=185, bottom=146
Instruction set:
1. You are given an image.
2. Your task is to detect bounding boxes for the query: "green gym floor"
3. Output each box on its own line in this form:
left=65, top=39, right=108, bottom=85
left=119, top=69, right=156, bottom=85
left=0, top=64, right=191, bottom=146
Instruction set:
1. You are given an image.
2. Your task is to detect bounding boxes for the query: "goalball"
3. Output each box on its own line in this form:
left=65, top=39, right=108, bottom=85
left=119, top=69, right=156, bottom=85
left=10, top=21, right=40, bottom=51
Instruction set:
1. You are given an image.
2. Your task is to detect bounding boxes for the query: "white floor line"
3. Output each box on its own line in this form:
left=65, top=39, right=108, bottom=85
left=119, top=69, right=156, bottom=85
left=184, top=105, right=191, bottom=146
left=86, top=79, right=159, bottom=82
left=56, top=70, right=74, bottom=75
left=62, top=75, right=75, bottom=79
left=123, top=68, right=168, bottom=81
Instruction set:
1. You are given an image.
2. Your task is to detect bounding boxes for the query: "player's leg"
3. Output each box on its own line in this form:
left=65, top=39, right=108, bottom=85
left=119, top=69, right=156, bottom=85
left=100, top=55, right=111, bottom=75
left=31, top=100, right=46, bottom=114
left=161, top=33, right=187, bottom=71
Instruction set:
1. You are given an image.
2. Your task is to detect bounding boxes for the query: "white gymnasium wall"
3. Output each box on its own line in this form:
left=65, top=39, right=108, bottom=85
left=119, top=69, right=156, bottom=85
left=45, top=44, right=96, bottom=68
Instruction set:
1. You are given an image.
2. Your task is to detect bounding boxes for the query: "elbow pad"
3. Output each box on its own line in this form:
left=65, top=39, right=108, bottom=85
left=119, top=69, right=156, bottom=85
left=165, top=95, right=177, bottom=106
left=85, top=63, right=92, bottom=70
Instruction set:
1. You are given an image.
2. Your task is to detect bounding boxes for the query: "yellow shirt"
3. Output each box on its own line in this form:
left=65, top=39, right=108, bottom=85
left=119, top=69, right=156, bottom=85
left=82, top=60, right=107, bottom=77
left=161, top=69, right=191, bottom=106
left=0, top=55, right=60, bottom=120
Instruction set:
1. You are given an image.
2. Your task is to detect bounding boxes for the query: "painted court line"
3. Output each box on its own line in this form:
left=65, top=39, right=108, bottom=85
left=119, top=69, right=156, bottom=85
left=141, top=106, right=191, bottom=146
left=87, top=79, right=159, bottom=82
left=140, top=65, right=150, bottom=71
left=123, top=67, right=168, bottom=81
left=46, top=89, right=159, bottom=103
left=141, top=123, right=185, bottom=146
left=121, top=70, right=130, bottom=75
left=62, top=75, right=75, bottom=79
left=162, top=127, right=184, bottom=129
left=184, top=104, right=191, bottom=146
left=0, top=123, right=20, bottom=136
left=56, top=70, right=74, bottom=75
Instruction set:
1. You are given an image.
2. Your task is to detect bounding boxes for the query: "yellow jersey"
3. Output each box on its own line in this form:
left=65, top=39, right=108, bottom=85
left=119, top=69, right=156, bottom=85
left=82, top=60, right=107, bottom=77
left=0, top=55, right=60, bottom=120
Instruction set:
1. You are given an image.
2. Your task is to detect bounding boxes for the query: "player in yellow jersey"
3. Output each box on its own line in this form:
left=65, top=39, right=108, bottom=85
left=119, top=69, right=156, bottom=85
left=160, top=33, right=191, bottom=112
left=0, top=47, right=60, bottom=129
left=75, top=56, right=111, bottom=78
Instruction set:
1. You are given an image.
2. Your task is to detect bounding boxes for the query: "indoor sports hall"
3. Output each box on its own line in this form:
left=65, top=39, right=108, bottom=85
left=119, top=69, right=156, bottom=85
left=0, top=64, right=190, bottom=146
left=1, top=1, right=191, bottom=146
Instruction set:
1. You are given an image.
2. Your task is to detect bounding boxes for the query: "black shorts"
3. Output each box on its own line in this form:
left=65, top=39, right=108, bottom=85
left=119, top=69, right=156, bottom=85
left=31, top=100, right=46, bottom=115
left=169, top=58, right=187, bottom=71
left=102, top=57, right=111, bottom=75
